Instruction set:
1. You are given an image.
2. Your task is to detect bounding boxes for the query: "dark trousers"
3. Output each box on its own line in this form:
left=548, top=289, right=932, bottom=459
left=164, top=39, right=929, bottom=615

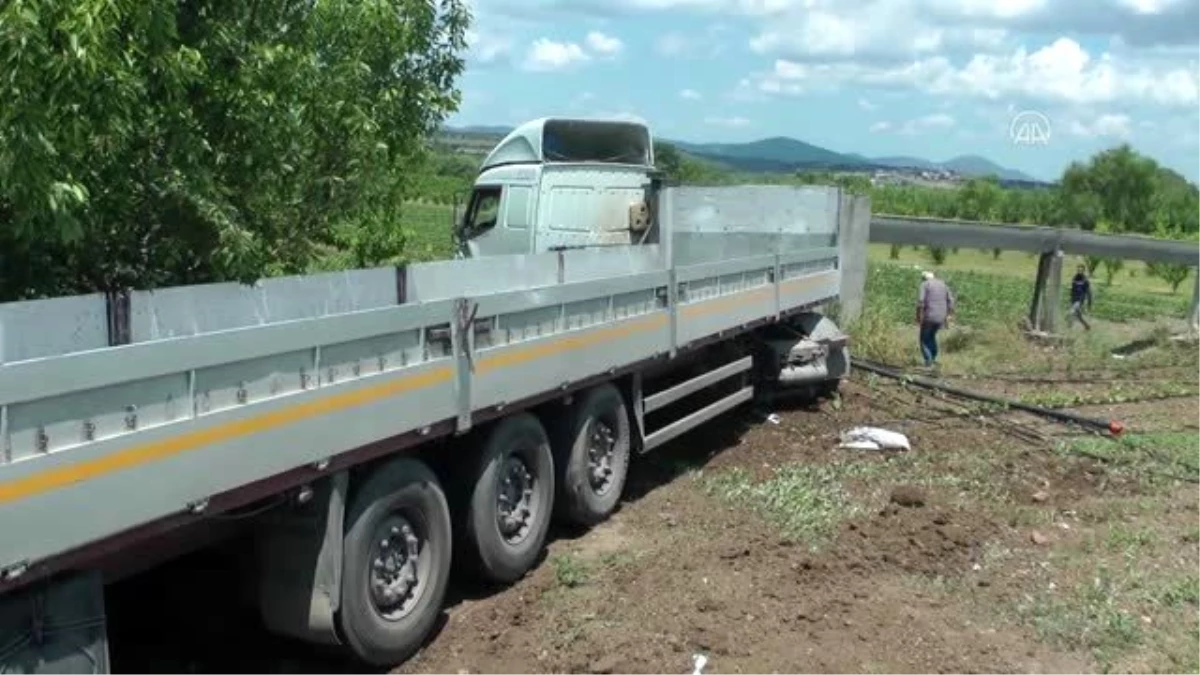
left=919, top=321, right=943, bottom=366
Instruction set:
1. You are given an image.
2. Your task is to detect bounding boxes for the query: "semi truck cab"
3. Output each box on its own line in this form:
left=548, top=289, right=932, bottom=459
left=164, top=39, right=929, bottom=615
left=455, top=117, right=659, bottom=258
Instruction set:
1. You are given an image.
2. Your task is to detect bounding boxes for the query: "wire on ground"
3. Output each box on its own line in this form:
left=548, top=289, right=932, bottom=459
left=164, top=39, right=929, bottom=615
left=851, top=358, right=1124, bottom=437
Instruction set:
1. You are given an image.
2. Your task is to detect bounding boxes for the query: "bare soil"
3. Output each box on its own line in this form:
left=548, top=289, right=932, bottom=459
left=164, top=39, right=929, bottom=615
left=107, top=369, right=1200, bottom=674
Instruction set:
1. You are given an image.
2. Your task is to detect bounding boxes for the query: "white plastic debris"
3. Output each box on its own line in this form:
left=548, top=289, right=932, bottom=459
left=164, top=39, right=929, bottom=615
left=692, top=653, right=709, bottom=675
left=838, top=426, right=911, bottom=452
left=765, top=413, right=781, bottom=425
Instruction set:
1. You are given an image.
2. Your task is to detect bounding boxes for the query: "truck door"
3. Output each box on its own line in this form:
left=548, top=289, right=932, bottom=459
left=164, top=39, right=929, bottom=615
left=457, top=185, right=535, bottom=258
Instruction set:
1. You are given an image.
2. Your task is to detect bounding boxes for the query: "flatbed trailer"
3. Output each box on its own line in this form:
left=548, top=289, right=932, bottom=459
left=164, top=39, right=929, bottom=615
left=0, top=117, right=859, bottom=672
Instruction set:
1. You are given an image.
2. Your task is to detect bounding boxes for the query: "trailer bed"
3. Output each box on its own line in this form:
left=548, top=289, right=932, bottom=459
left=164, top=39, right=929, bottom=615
left=0, top=185, right=843, bottom=587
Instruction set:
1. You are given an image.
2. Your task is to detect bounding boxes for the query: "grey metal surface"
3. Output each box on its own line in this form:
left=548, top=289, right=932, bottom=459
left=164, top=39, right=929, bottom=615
left=644, top=356, right=752, bottom=414
left=643, top=385, right=755, bottom=451
left=872, top=215, right=1199, bottom=266
left=0, top=294, right=110, bottom=364
left=406, top=254, right=560, bottom=301
left=0, top=570, right=109, bottom=673
left=130, top=268, right=400, bottom=342
left=838, top=194, right=872, bottom=322
left=256, top=471, right=347, bottom=646
left=0, top=183, right=847, bottom=577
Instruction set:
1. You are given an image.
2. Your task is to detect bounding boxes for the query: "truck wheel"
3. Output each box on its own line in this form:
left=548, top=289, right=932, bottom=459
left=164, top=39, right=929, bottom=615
left=460, top=412, right=555, bottom=584
left=552, top=383, right=631, bottom=526
left=339, top=458, right=451, bottom=667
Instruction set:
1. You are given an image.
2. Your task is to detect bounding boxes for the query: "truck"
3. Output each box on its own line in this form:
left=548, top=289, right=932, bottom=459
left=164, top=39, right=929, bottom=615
left=0, top=117, right=856, bottom=672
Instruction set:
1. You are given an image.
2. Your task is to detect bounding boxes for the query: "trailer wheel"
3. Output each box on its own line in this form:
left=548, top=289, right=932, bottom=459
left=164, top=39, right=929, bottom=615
left=339, top=458, right=451, bottom=667
left=552, top=383, right=631, bottom=526
left=460, top=412, right=555, bottom=584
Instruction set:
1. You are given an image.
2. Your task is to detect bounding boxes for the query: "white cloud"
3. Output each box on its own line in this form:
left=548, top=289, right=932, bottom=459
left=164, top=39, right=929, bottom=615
left=899, top=112, right=957, bottom=134
left=591, top=111, right=649, bottom=124
left=680, top=88, right=703, bottom=100
left=705, top=115, right=751, bottom=127
left=1067, top=113, right=1134, bottom=138
left=858, top=97, right=878, bottom=110
left=585, top=31, right=625, bottom=56
left=465, top=29, right=514, bottom=65
left=657, top=32, right=692, bottom=57
left=868, top=113, right=955, bottom=135
left=522, top=38, right=590, bottom=71
left=751, top=38, right=1199, bottom=108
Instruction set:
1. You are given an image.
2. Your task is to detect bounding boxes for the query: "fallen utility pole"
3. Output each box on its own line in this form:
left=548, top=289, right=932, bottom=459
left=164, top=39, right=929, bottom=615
left=851, top=358, right=1125, bottom=437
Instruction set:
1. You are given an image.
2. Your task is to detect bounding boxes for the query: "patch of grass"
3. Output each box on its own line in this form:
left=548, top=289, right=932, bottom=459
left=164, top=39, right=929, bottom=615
left=1153, top=575, right=1200, bottom=609
left=1023, top=568, right=1145, bottom=673
left=550, top=553, right=590, bottom=588
left=1058, top=432, right=1199, bottom=489
left=1017, top=381, right=1199, bottom=409
left=701, top=460, right=884, bottom=548
left=1105, top=524, right=1158, bottom=556
left=865, top=261, right=1190, bottom=329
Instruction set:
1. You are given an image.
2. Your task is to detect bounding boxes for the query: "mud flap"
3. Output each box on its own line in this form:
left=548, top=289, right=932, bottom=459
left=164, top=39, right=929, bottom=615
left=255, top=471, right=348, bottom=646
left=0, top=570, right=110, bottom=674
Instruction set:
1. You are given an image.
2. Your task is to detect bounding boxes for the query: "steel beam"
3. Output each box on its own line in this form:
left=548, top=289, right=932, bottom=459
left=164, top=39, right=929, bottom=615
left=871, top=215, right=1198, bottom=266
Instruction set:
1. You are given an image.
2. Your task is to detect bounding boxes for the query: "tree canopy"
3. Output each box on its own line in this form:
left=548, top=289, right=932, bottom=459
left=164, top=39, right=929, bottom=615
left=0, top=0, right=469, bottom=299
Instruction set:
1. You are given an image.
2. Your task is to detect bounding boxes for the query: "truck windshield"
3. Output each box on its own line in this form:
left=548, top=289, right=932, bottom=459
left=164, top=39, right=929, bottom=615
left=460, top=187, right=501, bottom=240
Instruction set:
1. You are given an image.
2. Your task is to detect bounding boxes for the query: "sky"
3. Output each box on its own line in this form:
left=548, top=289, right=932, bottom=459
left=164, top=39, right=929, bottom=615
left=447, top=0, right=1200, bottom=182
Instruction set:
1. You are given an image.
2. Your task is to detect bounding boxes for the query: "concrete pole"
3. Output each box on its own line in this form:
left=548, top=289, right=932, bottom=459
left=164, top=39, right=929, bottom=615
left=1039, top=249, right=1064, bottom=334
left=836, top=191, right=871, bottom=324
left=1028, top=252, right=1050, bottom=331
left=1189, top=268, right=1199, bottom=333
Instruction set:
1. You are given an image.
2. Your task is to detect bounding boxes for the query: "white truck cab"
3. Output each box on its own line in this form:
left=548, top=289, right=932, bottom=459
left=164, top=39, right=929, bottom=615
left=455, top=117, right=658, bottom=258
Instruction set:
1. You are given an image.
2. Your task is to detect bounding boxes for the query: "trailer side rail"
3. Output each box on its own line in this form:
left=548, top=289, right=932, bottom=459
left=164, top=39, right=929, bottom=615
left=0, top=186, right=841, bottom=585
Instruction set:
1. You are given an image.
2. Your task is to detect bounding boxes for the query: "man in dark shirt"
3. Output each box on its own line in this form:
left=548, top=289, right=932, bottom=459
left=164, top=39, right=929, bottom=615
left=1069, top=264, right=1093, bottom=331
left=916, top=271, right=955, bottom=369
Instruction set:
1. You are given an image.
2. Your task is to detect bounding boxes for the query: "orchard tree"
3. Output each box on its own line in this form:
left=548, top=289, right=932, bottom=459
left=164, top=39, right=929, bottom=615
left=1059, top=145, right=1159, bottom=234
left=0, top=0, right=469, bottom=300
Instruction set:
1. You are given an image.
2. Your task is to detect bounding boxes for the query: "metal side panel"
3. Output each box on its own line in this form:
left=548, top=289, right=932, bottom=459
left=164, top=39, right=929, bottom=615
left=0, top=293, right=110, bottom=363
left=668, top=185, right=839, bottom=234
left=559, top=244, right=666, bottom=283
left=405, top=253, right=560, bottom=301
left=128, top=267, right=400, bottom=342
left=676, top=284, right=776, bottom=345
left=0, top=299, right=457, bottom=410
left=0, top=358, right=456, bottom=573
left=470, top=310, right=670, bottom=411
left=675, top=257, right=777, bottom=345
left=779, top=270, right=841, bottom=313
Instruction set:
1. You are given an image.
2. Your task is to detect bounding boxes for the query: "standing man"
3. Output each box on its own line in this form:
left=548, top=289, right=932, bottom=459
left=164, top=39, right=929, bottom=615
left=916, top=270, right=955, bottom=369
left=1069, top=264, right=1093, bottom=331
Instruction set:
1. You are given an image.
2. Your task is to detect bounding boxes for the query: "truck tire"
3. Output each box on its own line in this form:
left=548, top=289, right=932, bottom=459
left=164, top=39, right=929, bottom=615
left=460, top=412, right=555, bottom=584
left=339, top=458, right=452, bottom=667
left=552, top=383, right=631, bottom=526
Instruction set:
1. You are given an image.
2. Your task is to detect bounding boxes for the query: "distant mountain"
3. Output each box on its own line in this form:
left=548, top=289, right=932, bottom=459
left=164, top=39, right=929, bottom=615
left=673, top=137, right=852, bottom=168
left=672, top=138, right=1039, bottom=182
left=444, top=124, right=513, bottom=136
left=438, top=124, right=1042, bottom=184
left=940, top=155, right=1033, bottom=182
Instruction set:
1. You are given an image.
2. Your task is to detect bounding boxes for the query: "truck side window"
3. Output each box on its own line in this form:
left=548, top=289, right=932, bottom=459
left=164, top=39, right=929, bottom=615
left=463, top=187, right=502, bottom=238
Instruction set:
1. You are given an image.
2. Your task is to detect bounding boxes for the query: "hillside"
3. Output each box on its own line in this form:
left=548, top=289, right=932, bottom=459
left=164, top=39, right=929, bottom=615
left=438, top=125, right=1040, bottom=183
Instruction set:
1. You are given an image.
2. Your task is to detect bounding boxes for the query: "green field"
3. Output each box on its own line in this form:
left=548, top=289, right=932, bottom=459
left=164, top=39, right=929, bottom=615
left=869, top=243, right=1193, bottom=297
